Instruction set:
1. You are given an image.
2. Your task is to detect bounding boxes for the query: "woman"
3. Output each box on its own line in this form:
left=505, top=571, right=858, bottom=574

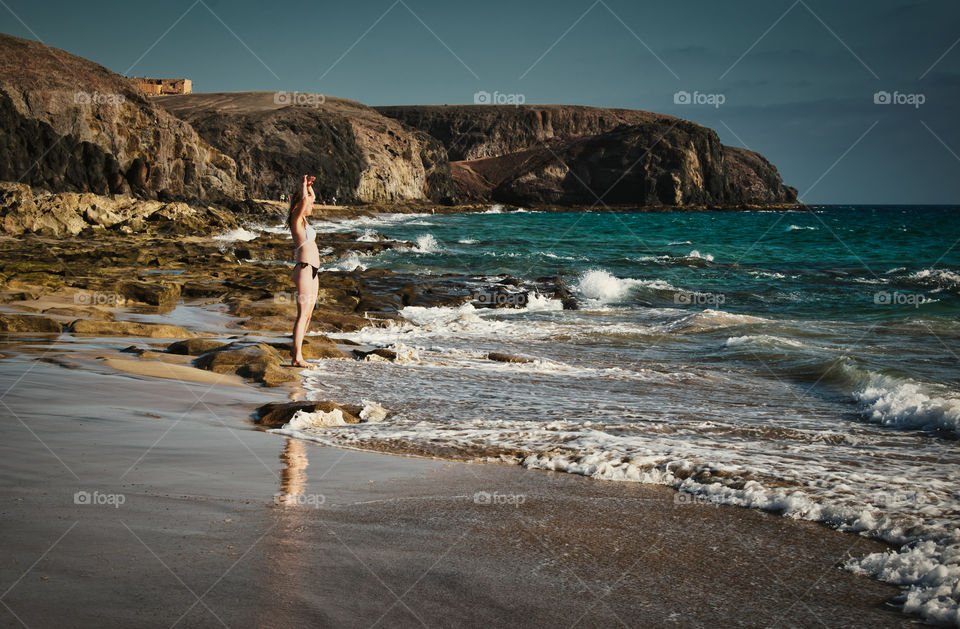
left=288, top=174, right=319, bottom=367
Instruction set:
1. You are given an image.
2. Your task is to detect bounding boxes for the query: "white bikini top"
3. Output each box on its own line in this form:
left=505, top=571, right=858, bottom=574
left=294, top=221, right=316, bottom=250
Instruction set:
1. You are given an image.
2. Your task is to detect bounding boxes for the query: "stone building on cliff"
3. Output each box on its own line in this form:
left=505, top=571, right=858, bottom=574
left=132, top=78, right=192, bottom=96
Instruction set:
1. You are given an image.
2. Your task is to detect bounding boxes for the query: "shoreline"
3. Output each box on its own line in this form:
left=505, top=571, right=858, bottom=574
left=0, top=334, right=912, bottom=627
left=0, top=205, right=936, bottom=626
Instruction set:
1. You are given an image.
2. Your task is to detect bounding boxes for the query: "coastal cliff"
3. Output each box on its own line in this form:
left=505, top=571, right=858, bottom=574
left=0, top=32, right=796, bottom=209
left=155, top=92, right=458, bottom=204
left=376, top=105, right=798, bottom=206
left=0, top=33, right=242, bottom=203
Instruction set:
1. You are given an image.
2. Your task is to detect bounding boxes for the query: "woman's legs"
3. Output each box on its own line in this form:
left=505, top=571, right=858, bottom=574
left=291, top=266, right=319, bottom=367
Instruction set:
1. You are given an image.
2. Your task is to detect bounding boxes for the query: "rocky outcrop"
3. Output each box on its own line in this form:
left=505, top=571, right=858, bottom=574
left=156, top=92, right=458, bottom=204
left=0, top=313, right=62, bottom=333
left=0, top=33, right=242, bottom=203
left=721, top=146, right=798, bottom=205
left=0, top=182, right=240, bottom=237
left=376, top=104, right=671, bottom=161
left=0, top=31, right=795, bottom=209
left=193, top=341, right=299, bottom=386
left=377, top=105, right=798, bottom=206
left=451, top=122, right=731, bottom=206
left=68, top=319, right=195, bottom=338
left=256, top=400, right=364, bottom=426
left=487, top=352, right=533, bottom=364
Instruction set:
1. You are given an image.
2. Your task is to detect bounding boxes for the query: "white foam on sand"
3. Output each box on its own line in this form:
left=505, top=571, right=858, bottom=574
left=359, top=400, right=388, bottom=422
left=283, top=408, right=348, bottom=429
left=271, top=408, right=960, bottom=625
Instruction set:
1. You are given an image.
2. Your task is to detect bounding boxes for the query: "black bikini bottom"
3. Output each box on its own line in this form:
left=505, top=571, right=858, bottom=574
left=294, top=261, right=320, bottom=279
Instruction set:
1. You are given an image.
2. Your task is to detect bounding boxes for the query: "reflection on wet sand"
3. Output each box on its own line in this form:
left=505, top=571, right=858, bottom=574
left=255, top=438, right=317, bottom=626
left=277, top=437, right=309, bottom=505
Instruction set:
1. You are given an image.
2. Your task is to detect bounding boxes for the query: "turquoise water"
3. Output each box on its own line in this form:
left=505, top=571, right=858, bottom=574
left=360, top=206, right=960, bottom=320
left=272, top=206, right=960, bottom=624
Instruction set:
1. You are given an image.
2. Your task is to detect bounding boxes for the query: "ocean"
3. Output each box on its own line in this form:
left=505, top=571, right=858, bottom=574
left=261, top=205, right=959, bottom=624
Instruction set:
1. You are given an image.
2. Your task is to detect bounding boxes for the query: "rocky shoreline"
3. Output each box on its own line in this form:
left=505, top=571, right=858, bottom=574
left=0, top=187, right=594, bottom=424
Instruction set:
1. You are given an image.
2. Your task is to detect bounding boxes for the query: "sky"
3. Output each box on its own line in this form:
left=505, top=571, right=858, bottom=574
left=2, top=0, right=959, bottom=204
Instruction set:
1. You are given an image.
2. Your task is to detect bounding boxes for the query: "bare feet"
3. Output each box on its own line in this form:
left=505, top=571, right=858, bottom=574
left=290, top=359, right=311, bottom=368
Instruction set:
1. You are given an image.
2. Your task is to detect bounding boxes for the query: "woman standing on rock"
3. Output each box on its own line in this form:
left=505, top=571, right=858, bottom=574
left=289, top=174, right=319, bottom=368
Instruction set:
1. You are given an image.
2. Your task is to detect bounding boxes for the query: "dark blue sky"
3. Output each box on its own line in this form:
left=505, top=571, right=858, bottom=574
left=4, top=0, right=959, bottom=203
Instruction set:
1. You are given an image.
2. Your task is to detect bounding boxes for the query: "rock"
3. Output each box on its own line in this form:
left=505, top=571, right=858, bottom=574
left=42, top=306, right=115, bottom=321
left=487, top=352, right=533, bottom=364
left=181, top=281, right=229, bottom=299
left=255, top=400, right=361, bottom=427
left=1, top=285, right=44, bottom=301
left=0, top=33, right=242, bottom=203
left=114, top=280, right=181, bottom=306
left=311, top=309, right=379, bottom=333
left=193, top=342, right=298, bottom=386
left=352, top=348, right=398, bottom=361
left=166, top=338, right=228, bottom=355
left=547, top=276, right=579, bottom=311
left=270, top=338, right=347, bottom=360
left=234, top=316, right=295, bottom=333
left=261, top=364, right=301, bottom=387
left=68, top=319, right=195, bottom=338
left=377, top=105, right=797, bottom=206
left=229, top=300, right=297, bottom=318
left=0, top=183, right=240, bottom=237
left=156, top=92, right=458, bottom=204
left=0, top=314, right=61, bottom=333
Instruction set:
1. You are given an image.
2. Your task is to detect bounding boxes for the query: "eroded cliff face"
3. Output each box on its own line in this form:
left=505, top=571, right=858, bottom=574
left=377, top=105, right=797, bottom=206
left=0, top=33, right=242, bottom=203
left=721, top=146, right=798, bottom=205
left=376, top=104, right=671, bottom=161
left=0, top=32, right=795, bottom=209
left=156, top=92, right=458, bottom=204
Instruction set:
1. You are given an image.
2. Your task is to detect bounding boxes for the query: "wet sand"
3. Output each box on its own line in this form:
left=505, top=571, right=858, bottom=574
left=0, top=331, right=914, bottom=628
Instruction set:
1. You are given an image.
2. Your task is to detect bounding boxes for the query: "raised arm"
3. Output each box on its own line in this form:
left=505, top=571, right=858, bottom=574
left=290, top=175, right=316, bottom=239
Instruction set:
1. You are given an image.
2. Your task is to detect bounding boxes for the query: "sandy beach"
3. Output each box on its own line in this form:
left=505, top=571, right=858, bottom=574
left=0, top=322, right=912, bottom=628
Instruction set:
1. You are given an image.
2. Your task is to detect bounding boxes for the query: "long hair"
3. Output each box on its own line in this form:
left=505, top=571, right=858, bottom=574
left=287, top=185, right=304, bottom=231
